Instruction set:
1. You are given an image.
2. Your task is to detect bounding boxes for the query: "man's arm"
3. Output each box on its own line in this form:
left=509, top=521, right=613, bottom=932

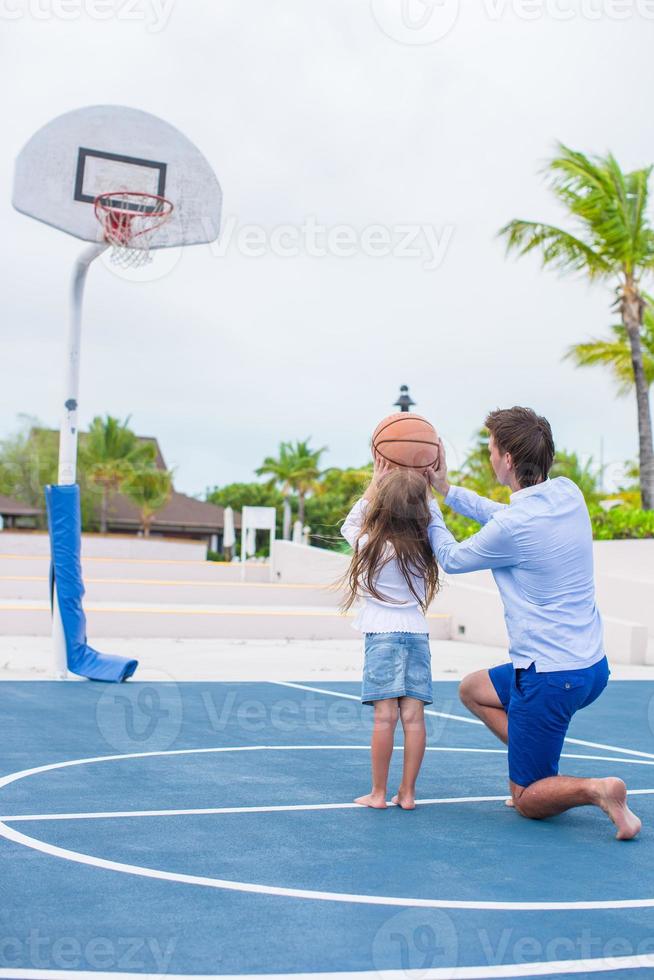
left=427, top=436, right=507, bottom=526
left=444, top=485, right=508, bottom=526
left=427, top=499, right=518, bottom=574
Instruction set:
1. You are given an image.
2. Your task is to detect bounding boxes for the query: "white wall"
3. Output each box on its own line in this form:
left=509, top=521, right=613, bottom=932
left=272, top=540, right=349, bottom=586
left=271, top=539, right=652, bottom=665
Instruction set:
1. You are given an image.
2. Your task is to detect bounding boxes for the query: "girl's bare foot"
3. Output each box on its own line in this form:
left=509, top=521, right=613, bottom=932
left=593, top=777, right=642, bottom=840
left=392, top=790, right=416, bottom=810
left=355, top=792, right=387, bottom=808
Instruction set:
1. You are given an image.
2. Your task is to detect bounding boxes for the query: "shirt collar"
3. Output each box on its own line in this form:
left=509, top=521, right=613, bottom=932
left=510, top=479, right=550, bottom=502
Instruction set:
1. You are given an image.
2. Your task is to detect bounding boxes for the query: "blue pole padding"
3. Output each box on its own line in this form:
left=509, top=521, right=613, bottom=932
left=45, top=484, right=138, bottom=682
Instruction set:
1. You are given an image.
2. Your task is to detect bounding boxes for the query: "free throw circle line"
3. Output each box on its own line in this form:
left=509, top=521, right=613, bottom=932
left=4, top=789, right=654, bottom=825
left=1, top=745, right=653, bottom=911
left=270, top=682, right=654, bottom=760
left=1, top=953, right=654, bottom=977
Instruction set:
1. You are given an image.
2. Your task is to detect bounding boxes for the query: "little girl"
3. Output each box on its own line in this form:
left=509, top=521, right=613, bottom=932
left=341, top=459, right=440, bottom=809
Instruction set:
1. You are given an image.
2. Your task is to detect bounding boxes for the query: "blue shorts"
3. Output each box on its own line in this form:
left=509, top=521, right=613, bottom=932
left=362, top=632, right=433, bottom=706
left=489, top=657, right=610, bottom=788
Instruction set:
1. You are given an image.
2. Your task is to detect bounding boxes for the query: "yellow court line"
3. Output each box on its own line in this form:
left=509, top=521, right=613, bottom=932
left=0, top=554, right=269, bottom=567
left=0, top=603, right=449, bottom=620
left=0, top=575, right=325, bottom=590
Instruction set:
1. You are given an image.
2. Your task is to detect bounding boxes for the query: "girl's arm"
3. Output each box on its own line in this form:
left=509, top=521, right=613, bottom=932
left=362, top=454, right=394, bottom=500
left=341, top=455, right=394, bottom=546
left=341, top=498, right=368, bottom=548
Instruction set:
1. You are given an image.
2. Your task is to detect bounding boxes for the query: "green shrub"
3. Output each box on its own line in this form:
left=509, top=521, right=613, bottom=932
left=589, top=505, right=654, bottom=539
left=206, top=549, right=231, bottom=562
left=441, top=507, right=479, bottom=541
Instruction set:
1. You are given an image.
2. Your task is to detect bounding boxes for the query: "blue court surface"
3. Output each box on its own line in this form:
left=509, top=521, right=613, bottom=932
left=1, top=678, right=654, bottom=979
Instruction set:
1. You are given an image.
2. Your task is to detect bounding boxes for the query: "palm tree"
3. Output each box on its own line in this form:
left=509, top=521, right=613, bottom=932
left=80, top=415, right=156, bottom=532
left=121, top=468, right=173, bottom=537
left=256, top=442, right=299, bottom=539
left=499, top=144, right=654, bottom=509
left=549, top=450, right=600, bottom=503
left=256, top=439, right=327, bottom=537
left=290, top=439, right=327, bottom=525
left=564, top=301, right=654, bottom=397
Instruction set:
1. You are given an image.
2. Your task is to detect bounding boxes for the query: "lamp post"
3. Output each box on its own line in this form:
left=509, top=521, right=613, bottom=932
left=394, top=384, right=415, bottom=412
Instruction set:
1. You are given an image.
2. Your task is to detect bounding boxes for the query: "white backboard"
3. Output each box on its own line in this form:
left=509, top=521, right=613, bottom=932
left=13, top=105, right=222, bottom=250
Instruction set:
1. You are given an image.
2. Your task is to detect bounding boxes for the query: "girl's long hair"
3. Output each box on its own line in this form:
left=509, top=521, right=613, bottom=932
left=340, top=468, right=440, bottom=615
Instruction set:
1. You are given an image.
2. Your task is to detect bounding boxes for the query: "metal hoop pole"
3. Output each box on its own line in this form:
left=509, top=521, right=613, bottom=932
left=52, top=242, right=107, bottom=678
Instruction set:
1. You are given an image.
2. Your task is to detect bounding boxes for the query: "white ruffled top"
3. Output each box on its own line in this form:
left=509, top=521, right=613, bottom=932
left=340, top=498, right=430, bottom=634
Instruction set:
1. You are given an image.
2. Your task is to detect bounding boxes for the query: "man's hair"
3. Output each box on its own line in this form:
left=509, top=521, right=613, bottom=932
left=485, top=407, right=555, bottom=487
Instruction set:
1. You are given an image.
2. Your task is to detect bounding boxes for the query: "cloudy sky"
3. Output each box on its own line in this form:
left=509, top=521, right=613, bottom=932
left=2, top=0, right=652, bottom=496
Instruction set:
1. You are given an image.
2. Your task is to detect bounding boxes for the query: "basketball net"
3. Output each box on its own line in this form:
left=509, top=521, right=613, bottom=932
left=94, top=191, right=174, bottom=268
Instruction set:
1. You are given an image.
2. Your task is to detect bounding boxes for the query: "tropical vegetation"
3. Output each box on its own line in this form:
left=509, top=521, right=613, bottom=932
left=255, top=439, right=327, bottom=536
left=80, top=416, right=158, bottom=533
left=0, top=415, right=173, bottom=536
left=121, top=467, right=173, bottom=538
left=500, top=144, right=654, bottom=509
left=2, top=417, right=653, bottom=545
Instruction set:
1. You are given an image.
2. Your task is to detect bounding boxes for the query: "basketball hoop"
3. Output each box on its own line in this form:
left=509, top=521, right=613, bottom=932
left=94, top=191, right=174, bottom=268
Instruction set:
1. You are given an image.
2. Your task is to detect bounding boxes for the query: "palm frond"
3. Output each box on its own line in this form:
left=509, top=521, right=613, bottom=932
left=564, top=310, right=654, bottom=396
left=499, top=219, right=609, bottom=279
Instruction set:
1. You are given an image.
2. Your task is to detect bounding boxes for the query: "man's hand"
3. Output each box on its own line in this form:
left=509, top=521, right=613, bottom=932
left=426, top=437, right=451, bottom=497
left=363, top=453, right=394, bottom=500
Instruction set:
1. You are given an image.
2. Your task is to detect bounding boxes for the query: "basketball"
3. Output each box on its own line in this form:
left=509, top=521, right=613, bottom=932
left=371, top=412, right=439, bottom=469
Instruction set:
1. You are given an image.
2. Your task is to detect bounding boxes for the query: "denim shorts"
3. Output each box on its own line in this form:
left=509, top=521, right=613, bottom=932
left=362, top=632, right=433, bottom=706
left=489, top=656, right=610, bottom=788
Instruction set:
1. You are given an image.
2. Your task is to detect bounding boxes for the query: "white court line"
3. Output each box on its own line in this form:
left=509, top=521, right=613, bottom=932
left=271, top=680, right=654, bottom=760
left=1, top=794, right=510, bottom=822
left=1, top=956, right=654, bottom=979
left=272, top=680, right=481, bottom=724
left=1, top=743, right=651, bottom=801
left=0, top=745, right=382, bottom=791
left=2, top=813, right=654, bottom=912
left=5, top=787, right=654, bottom=824
left=0, top=745, right=652, bottom=911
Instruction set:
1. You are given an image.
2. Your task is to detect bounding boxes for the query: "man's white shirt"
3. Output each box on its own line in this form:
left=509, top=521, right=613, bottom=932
left=428, top=477, right=605, bottom=672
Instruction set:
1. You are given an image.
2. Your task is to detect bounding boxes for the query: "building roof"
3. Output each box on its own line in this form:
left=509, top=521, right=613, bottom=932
left=29, top=429, right=242, bottom=533
left=105, top=488, right=241, bottom=532
left=0, top=494, right=43, bottom=517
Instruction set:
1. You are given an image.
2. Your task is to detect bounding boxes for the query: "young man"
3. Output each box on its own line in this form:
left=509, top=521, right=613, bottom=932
left=427, top=406, right=641, bottom=840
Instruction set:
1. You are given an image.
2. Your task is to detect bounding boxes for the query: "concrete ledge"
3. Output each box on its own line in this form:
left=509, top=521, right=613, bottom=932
left=272, top=540, right=348, bottom=584
left=3, top=636, right=652, bottom=683
left=602, top=616, right=649, bottom=665
left=436, top=573, right=508, bottom=647
left=0, top=530, right=207, bottom=561
left=0, top=600, right=452, bottom=641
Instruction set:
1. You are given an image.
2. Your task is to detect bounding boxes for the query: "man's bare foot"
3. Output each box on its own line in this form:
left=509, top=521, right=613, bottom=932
left=354, top=792, right=387, bottom=809
left=392, top=791, right=415, bottom=810
left=593, top=777, right=642, bottom=840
